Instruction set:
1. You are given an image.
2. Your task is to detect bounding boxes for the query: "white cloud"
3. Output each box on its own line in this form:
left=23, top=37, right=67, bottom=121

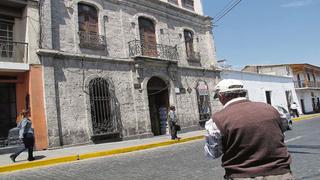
left=280, top=0, right=314, bottom=7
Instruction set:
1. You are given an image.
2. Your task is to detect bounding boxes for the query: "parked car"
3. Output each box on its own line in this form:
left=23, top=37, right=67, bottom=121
left=274, top=105, right=293, bottom=131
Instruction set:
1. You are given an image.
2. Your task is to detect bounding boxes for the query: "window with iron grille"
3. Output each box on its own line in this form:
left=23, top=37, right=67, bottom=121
left=0, top=19, right=14, bottom=58
left=196, top=81, right=211, bottom=122
left=168, top=0, right=178, bottom=5
left=184, top=29, right=194, bottom=58
left=182, top=0, right=194, bottom=10
left=89, top=78, right=114, bottom=136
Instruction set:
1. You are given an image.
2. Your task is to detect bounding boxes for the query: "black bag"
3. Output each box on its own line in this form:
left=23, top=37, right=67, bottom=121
left=175, top=124, right=181, bottom=131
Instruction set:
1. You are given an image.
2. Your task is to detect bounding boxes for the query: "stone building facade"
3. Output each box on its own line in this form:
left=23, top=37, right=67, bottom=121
left=38, top=0, right=220, bottom=148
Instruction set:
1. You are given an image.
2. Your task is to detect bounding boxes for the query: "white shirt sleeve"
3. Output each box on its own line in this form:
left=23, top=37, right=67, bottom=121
left=204, top=119, right=223, bottom=159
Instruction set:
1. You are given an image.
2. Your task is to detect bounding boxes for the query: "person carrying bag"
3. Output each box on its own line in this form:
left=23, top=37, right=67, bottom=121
left=168, top=106, right=181, bottom=140
left=10, top=109, right=35, bottom=162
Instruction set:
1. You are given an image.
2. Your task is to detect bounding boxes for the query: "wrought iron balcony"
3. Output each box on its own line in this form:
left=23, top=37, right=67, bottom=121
left=128, top=40, right=179, bottom=61
left=0, top=40, right=28, bottom=63
left=294, top=80, right=320, bottom=88
left=78, top=31, right=106, bottom=50
left=187, top=51, right=201, bottom=62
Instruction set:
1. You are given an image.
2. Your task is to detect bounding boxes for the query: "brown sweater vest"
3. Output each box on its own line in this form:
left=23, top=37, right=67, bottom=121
left=213, top=100, right=292, bottom=178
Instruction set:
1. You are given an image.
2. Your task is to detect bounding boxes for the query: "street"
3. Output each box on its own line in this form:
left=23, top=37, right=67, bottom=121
left=1, top=117, right=320, bottom=180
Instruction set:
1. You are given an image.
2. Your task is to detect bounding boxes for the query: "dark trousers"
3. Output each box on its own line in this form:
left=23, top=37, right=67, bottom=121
left=292, top=109, right=299, bottom=118
left=170, top=121, right=177, bottom=139
left=14, top=133, right=34, bottom=160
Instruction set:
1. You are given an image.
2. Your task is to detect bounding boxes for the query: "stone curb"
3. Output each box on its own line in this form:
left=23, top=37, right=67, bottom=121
left=0, top=135, right=204, bottom=174
left=292, top=113, right=320, bottom=122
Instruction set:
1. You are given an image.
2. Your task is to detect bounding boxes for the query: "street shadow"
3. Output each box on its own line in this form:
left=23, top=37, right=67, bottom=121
left=287, top=145, right=320, bottom=149
left=288, top=150, right=320, bottom=154
left=34, top=155, right=46, bottom=160
left=14, top=155, right=46, bottom=163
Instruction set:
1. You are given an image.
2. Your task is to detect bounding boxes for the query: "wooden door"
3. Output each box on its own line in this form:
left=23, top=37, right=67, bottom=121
left=139, top=18, right=157, bottom=57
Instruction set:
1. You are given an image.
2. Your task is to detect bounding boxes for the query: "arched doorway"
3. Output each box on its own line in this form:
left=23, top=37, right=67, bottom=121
left=147, top=77, right=169, bottom=136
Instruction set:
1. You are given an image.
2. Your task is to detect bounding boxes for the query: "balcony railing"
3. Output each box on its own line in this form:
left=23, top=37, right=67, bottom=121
left=78, top=31, right=106, bottom=50
left=128, top=40, right=179, bottom=61
left=0, top=40, right=28, bottom=63
left=294, top=80, right=320, bottom=88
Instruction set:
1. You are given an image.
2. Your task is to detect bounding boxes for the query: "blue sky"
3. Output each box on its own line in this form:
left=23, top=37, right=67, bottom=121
left=203, top=0, right=320, bottom=69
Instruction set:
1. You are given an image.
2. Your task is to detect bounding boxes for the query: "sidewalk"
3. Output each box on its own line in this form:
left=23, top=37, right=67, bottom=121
left=292, top=113, right=320, bottom=122
left=0, top=130, right=206, bottom=173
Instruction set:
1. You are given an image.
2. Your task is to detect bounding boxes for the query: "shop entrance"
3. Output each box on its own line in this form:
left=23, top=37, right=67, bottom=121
left=147, top=77, right=169, bottom=136
left=0, top=83, right=17, bottom=147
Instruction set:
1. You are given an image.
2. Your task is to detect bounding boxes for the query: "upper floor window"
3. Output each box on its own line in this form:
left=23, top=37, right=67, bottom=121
left=184, top=29, right=194, bottom=58
left=0, top=18, right=14, bottom=58
left=182, top=0, right=194, bottom=10
left=168, top=0, right=178, bottom=5
left=78, top=3, right=98, bottom=34
left=0, top=20, right=13, bottom=41
left=139, top=17, right=157, bottom=57
left=78, top=3, right=106, bottom=50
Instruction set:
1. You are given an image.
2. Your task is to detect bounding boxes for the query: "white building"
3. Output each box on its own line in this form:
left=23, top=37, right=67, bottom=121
left=221, top=70, right=301, bottom=113
left=243, top=64, right=320, bottom=114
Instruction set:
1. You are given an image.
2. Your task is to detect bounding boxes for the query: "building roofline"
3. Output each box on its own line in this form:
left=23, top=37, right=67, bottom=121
left=243, top=63, right=320, bottom=70
left=223, top=69, right=292, bottom=79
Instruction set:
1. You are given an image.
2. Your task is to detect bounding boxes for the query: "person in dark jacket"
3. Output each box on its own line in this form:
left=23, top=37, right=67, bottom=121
left=10, top=109, right=35, bottom=162
left=168, top=106, right=180, bottom=140
left=205, top=79, right=294, bottom=180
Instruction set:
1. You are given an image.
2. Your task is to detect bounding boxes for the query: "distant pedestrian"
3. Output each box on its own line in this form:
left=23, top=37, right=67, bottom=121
left=168, top=106, right=180, bottom=140
left=10, top=109, right=35, bottom=162
left=290, top=102, right=299, bottom=118
left=205, top=79, right=293, bottom=180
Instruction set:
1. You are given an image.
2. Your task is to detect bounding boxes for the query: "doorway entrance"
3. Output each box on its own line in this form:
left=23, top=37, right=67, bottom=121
left=147, top=77, right=169, bottom=136
left=0, top=83, right=17, bottom=147
left=300, top=99, right=305, bottom=114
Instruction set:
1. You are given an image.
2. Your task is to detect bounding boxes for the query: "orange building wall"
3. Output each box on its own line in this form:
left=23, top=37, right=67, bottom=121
left=16, top=73, right=29, bottom=120
left=29, top=65, right=48, bottom=150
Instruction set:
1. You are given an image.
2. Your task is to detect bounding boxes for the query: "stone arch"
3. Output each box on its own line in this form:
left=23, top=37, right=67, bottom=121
left=139, top=74, right=176, bottom=136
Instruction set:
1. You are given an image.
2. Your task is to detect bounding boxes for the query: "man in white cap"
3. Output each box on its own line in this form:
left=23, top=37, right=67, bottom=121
left=205, top=79, right=294, bottom=180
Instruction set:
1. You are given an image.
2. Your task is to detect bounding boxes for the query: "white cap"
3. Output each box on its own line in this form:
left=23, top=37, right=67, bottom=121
left=213, top=79, right=245, bottom=98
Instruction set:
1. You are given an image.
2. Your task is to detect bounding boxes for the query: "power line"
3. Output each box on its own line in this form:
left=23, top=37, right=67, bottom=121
left=213, top=0, right=242, bottom=24
left=213, top=0, right=237, bottom=20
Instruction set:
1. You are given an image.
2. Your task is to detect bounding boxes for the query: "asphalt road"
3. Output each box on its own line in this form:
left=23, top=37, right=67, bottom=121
left=1, top=117, right=320, bottom=180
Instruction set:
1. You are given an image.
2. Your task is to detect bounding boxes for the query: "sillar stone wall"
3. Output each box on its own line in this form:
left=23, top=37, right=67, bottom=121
left=40, top=0, right=221, bottom=147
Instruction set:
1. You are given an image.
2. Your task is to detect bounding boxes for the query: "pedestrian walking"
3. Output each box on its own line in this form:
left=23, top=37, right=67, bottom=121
left=168, top=106, right=180, bottom=140
left=204, top=79, right=294, bottom=180
left=10, top=109, right=35, bottom=162
left=290, top=102, right=299, bottom=118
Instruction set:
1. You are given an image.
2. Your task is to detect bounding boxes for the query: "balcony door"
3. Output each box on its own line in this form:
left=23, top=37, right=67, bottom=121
left=0, top=20, right=14, bottom=60
left=139, top=17, right=157, bottom=57
left=184, top=30, right=194, bottom=58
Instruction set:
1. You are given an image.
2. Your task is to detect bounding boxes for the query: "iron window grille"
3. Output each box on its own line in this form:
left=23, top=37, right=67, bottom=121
left=196, top=81, right=211, bottom=126
left=89, top=78, right=122, bottom=139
